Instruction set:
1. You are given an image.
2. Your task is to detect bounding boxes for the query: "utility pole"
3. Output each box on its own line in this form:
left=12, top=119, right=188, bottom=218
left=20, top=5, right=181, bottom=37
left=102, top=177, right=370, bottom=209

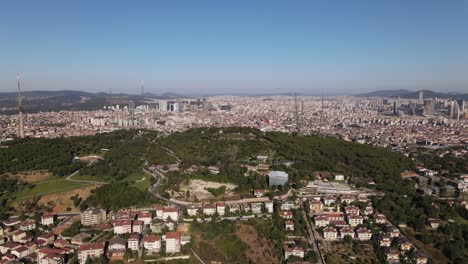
left=17, top=74, right=25, bottom=138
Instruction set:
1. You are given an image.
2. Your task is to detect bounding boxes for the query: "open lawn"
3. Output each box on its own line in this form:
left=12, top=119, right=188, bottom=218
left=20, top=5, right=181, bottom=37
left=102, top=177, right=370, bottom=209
left=14, top=179, right=92, bottom=200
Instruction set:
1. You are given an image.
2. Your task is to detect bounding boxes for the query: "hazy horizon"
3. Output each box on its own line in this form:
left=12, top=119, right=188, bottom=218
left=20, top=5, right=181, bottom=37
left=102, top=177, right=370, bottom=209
left=1, top=1, right=467, bottom=94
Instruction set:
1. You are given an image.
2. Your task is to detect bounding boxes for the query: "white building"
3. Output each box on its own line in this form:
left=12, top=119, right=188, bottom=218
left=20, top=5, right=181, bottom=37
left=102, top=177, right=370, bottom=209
left=143, top=235, right=161, bottom=253
left=165, top=232, right=181, bottom=253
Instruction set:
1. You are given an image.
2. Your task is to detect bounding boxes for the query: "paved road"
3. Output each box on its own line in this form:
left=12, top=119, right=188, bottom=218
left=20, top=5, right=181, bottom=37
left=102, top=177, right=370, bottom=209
left=301, top=203, right=325, bottom=264
left=66, top=170, right=108, bottom=185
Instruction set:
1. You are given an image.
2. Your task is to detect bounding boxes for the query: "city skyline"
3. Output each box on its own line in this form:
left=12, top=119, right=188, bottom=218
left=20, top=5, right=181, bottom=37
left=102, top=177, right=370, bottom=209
left=1, top=0, right=467, bottom=94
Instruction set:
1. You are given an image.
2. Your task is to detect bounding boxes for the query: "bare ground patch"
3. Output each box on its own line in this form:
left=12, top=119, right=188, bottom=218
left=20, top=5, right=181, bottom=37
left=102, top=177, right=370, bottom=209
left=14, top=170, right=53, bottom=183
left=236, top=223, right=279, bottom=264
left=38, top=185, right=97, bottom=213
left=177, top=179, right=238, bottom=201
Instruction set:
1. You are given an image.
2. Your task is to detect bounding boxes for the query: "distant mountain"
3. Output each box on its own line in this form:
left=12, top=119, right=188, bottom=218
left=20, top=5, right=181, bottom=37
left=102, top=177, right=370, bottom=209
left=358, top=89, right=468, bottom=100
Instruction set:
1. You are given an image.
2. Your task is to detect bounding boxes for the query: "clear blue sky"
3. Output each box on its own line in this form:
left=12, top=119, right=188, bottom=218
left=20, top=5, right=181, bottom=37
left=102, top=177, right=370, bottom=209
left=1, top=0, right=467, bottom=94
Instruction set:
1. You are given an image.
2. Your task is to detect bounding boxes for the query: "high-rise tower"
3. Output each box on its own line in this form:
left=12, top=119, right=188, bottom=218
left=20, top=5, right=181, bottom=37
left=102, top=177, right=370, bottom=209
left=17, top=75, right=25, bottom=138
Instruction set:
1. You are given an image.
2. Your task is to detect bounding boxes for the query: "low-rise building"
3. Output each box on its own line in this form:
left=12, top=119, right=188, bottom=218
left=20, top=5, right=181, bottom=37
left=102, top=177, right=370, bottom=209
left=77, top=243, right=105, bottom=264
left=323, top=227, right=338, bottom=240
left=264, top=201, right=274, bottom=213
left=108, top=237, right=127, bottom=252
left=132, top=220, right=144, bottom=234
left=347, top=215, right=363, bottom=227
left=340, top=227, right=354, bottom=239
left=41, top=214, right=55, bottom=226
left=279, top=210, right=293, bottom=219
left=186, top=205, right=199, bottom=216
left=143, top=235, right=161, bottom=253
left=284, top=246, right=304, bottom=260
left=163, top=207, right=179, bottom=222
left=314, top=215, right=329, bottom=227
left=114, top=220, right=132, bottom=235
left=250, top=203, right=262, bottom=214
left=202, top=203, right=216, bottom=216
left=216, top=203, right=226, bottom=216
left=357, top=228, right=372, bottom=241
left=285, top=221, right=294, bottom=231
left=137, top=212, right=153, bottom=226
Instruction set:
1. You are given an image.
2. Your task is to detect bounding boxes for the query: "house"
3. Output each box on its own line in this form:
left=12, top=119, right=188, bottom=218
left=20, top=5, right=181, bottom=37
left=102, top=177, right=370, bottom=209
left=412, top=251, right=428, bottom=264
left=340, top=227, right=354, bottom=239
left=345, top=206, right=360, bottom=216
left=340, top=195, right=354, bottom=204
left=285, top=221, right=294, bottom=231
left=114, top=219, right=133, bottom=234
left=284, top=246, right=304, bottom=260
left=41, top=214, right=55, bottom=226
left=323, top=227, right=338, bottom=240
left=108, top=237, right=127, bottom=252
left=329, top=220, right=349, bottom=227
left=256, top=155, right=268, bottom=162
left=128, top=234, right=140, bottom=252
left=137, top=212, right=153, bottom=226
left=264, top=201, right=274, bottom=213
left=250, top=203, right=263, bottom=214
left=378, top=235, right=392, bottom=247
left=323, top=196, right=336, bottom=206
left=0, top=242, right=21, bottom=255
left=334, top=174, right=345, bottom=181
left=2, top=218, right=20, bottom=228
left=384, top=248, right=400, bottom=262
left=364, top=204, right=374, bottom=215
left=143, top=235, right=161, bottom=253
left=347, top=215, right=364, bottom=227
left=216, top=203, right=226, bottom=216
left=253, top=189, right=265, bottom=198
left=155, top=207, right=164, bottom=219
left=37, top=233, right=55, bottom=245
left=428, top=218, right=440, bottom=229
left=150, top=219, right=165, bottom=234
left=132, top=220, right=144, bottom=234
left=186, top=205, right=199, bottom=217
left=387, top=227, right=400, bottom=238
left=37, top=247, right=68, bottom=264
left=202, top=203, right=216, bottom=216
left=314, top=215, right=329, bottom=227
left=12, top=230, right=26, bottom=242
left=309, top=200, right=323, bottom=213
left=229, top=204, right=240, bottom=214
left=356, top=228, right=372, bottom=241
left=81, top=208, right=106, bottom=226
left=165, top=231, right=181, bottom=253
left=397, top=237, right=412, bottom=251
left=77, top=243, right=105, bottom=264
left=279, top=210, right=293, bottom=219
left=163, top=207, right=179, bottom=222
left=11, top=246, right=29, bottom=259
left=327, top=212, right=344, bottom=221
left=281, top=201, right=294, bottom=211
left=373, top=213, right=387, bottom=224
left=71, top=233, right=92, bottom=246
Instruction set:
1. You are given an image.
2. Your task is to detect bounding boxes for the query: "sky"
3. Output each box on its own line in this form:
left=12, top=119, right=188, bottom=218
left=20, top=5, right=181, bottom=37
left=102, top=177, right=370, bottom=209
left=0, top=0, right=467, bottom=95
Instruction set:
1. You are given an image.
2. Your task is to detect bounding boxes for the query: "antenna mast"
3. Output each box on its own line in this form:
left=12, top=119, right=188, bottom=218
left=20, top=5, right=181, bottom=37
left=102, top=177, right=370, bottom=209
left=17, top=75, right=25, bottom=138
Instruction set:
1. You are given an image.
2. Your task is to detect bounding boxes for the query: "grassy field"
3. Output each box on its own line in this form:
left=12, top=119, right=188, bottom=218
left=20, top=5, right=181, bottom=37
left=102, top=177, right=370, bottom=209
left=72, top=173, right=109, bottom=182
left=190, top=220, right=247, bottom=263
left=322, top=241, right=376, bottom=264
left=125, top=171, right=151, bottom=191
left=14, top=179, right=92, bottom=200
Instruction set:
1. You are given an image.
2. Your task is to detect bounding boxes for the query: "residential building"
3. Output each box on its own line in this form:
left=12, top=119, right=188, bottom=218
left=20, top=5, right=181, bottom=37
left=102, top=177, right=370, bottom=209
left=186, top=205, right=199, bottom=216
left=132, top=220, right=144, bottom=234
left=41, top=214, right=55, bottom=226
left=216, top=202, right=226, bottom=216
left=163, top=207, right=179, bottom=222
left=250, top=203, right=262, bottom=214
left=202, top=203, right=216, bottom=216
left=323, top=227, right=338, bottom=240
left=264, top=201, right=274, bottom=213
left=165, top=231, right=181, bottom=253
left=340, top=227, right=354, bottom=239
left=150, top=219, right=165, bottom=234
left=357, top=228, right=372, bottom=241
left=347, top=215, right=364, bottom=227
left=314, top=215, right=329, bottom=227
left=81, top=208, right=106, bottom=226
left=284, top=246, right=304, bottom=260
left=344, top=206, right=360, bottom=216
left=108, top=237, right=127, bottom=252
left=77, top=243, right=105, bottom=264
left=143, top=235, right=161, bottom=253
left=137, top=212, right=153, bottom=226
left=114, top=220, right=132, bottom=234
left=285, top=221, right=294, bottom=231
left=128, top=234, right=140, bottom=251
left=279, top=210, right=293, bottom=219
